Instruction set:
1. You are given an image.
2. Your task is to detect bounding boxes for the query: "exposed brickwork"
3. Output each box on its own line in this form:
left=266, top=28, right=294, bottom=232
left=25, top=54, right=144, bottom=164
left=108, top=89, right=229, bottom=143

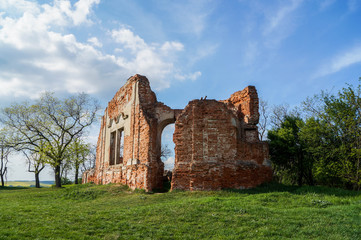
left=171, top=99, right=271, bottom=190
left=82, top=75, right=177, bottom=191
left=83, top=74, right=272, bottom=191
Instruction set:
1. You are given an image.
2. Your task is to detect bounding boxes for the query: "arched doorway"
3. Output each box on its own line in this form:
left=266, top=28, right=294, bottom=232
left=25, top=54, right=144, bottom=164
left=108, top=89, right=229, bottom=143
left=160, top=123, right=175, bottom=171
left=157, top=119, right=175, bottom=191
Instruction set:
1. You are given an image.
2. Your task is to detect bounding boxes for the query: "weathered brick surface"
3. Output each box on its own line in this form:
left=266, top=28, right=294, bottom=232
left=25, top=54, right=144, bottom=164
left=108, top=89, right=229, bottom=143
left=83, top=74, right=272, bottom=191
left=83, top=74, right=178, bottom=191
left=171, top=99, right=271, bottom=191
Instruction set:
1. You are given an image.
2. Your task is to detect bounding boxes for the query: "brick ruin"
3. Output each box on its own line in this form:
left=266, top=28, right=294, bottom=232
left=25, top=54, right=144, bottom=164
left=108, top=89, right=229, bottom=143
left=83, top=74, right=272, bottom=191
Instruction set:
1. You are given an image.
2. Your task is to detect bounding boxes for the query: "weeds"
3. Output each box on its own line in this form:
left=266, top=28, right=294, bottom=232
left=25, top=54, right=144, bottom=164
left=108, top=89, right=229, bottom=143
left=311, top=199, right=333, bottom=208
left=61, top=187, right=103, bottom=200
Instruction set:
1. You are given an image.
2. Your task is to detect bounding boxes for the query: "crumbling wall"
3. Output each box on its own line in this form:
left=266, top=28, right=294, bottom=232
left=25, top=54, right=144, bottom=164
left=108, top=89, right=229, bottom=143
left=83, top=74, right=178, bottom=191
left=171, top=97, right=272, bottom=191
left=83, top=74, right=272, bottom=191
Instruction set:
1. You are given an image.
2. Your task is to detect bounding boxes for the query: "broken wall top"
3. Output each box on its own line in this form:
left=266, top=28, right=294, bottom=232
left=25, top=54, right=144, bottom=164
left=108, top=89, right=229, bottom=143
left=220, top=86, right=259, bottom=126
left=107, top=74, right=157, bottom=120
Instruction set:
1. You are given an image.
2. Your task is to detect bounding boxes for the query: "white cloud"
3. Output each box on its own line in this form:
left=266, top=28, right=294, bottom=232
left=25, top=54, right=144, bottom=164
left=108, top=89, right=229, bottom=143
left=0, top=0, right=39, bottom=16
left=188, top=43, right=218, bottom=66
left=111, top=27, right=198, bottom=89
left=71, top=0, right=100, bottom=25
left=314, top=44, right=361, bottom=78
left=0, top=0, right=199, bottom=99
left=112, top=28, right=147, bottom=52
left=87, top=37, right=102, bottom=47
left=160, top=41, right=184, bottom=52
left=175, top=72, right=201, bottom=81
left=163, top=156, right=175, bottom=170
left=0, top=0, right=117, bottom=97
left=0, top=77, right=38, bottom=98
left=238, top=0, right=303, bottom=66
left=157, top=0, right=216, bottom=37
left=263, top=0, right=303, bottom=36
left=188, top=72, right=202, bottom=81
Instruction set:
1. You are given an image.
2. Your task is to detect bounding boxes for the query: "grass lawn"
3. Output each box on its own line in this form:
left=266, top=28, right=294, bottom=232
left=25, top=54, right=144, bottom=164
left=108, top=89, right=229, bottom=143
left=0, top=183, right=360, bottom=239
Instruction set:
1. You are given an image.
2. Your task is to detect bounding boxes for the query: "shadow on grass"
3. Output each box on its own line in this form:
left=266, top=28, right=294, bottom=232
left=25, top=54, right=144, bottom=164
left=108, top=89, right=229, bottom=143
left=223, top=182, right=361, bottom=197
left=151, top=180, right=172, bottom=193
left=135, top=180, right=361, bottom=197
left=0, top=186, right=29, bottom=191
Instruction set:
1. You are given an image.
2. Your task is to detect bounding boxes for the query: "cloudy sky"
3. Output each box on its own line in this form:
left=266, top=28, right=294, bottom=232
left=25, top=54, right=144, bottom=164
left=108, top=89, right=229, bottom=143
left=2, top=0, right=361, bottom=180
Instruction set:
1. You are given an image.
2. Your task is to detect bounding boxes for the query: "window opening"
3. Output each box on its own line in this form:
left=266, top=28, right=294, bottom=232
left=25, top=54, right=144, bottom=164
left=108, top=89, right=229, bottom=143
left=109, top=131, right=116, bottom=165
left=116, top=128, right=124, bottom=164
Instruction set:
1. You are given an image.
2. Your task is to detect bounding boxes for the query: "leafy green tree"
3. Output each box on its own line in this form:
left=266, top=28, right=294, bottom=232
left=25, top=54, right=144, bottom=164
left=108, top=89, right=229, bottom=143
left=303, top=81, right=361, bottom=189
left=23, top=151, right=46, bottom=188
left=268, top=115, right=314, bottom=186
left=299, top=117, right=343, bottom=187
left=66, top=139, right=91, bottom=184
left=1, top=92, right=100, bottom=187
left=21, top=139, right=51, bottom=188
left=81, top=143, right=96, bottom=173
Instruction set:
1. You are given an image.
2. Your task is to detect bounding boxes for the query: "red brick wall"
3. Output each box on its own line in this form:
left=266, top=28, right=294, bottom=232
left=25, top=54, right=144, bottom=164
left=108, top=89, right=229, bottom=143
left=83, top=75, right=272, bottom=191
left=83, top=75, right=176, bottom=191
left=171, top=98, right=272, bottom=191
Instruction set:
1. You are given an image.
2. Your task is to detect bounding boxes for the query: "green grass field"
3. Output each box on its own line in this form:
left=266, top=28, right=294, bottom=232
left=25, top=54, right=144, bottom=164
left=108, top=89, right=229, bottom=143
left=0, top=183, right=360, bottom=239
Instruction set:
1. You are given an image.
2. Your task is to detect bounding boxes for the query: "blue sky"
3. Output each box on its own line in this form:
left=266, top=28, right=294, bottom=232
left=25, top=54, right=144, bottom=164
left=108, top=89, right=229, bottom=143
left=1, top=0, right=361, bottom=180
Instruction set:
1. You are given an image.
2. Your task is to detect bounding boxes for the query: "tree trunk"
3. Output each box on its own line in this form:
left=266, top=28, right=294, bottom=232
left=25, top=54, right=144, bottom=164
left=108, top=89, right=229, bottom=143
left=1, top=174, right=4, bottom=187
left=356, top=153, right=360, bottom=191
left=35, top=172, right=40, bottom=188
left=308, top=170, right=314, bottom=186
left=74, top=166, right=79, bottom=184
left=297, top=151, right=303, bottom=187
left=297, top=172, right=303, bottom=186
left=1, top=149, right=4, bottom=187
left=54, top=165, right=62, bottom=188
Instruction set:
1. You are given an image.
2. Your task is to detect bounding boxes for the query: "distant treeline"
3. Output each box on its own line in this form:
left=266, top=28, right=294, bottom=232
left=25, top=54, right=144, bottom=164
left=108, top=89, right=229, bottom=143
left=5, top=180, right=54, bottom=187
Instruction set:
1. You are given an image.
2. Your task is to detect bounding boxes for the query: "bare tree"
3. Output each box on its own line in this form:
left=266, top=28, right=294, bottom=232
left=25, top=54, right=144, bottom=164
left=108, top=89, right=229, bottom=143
left=270, top=103, right=290, bottom=129
left=258, top=99, right=269, bottom=141
left=302, top=91, right=329, bottom=118
left=160, top=144, right=172, bottom=160
left=1, top=92, right=100, bottom=187
left=0, top=129, right=14, bottom=187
